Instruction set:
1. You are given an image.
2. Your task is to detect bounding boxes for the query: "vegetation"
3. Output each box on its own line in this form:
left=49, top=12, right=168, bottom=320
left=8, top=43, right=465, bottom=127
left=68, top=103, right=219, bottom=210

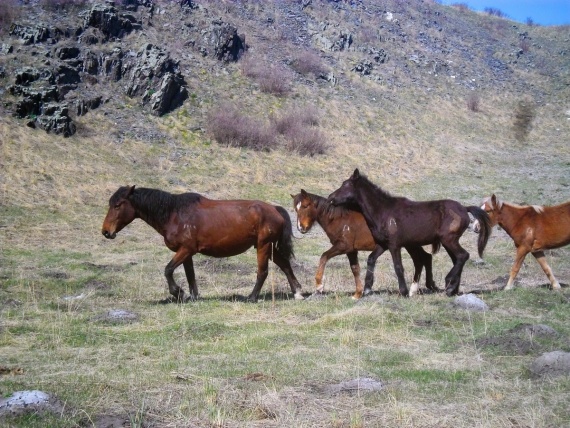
left=1, top=0, right=569, bottom=426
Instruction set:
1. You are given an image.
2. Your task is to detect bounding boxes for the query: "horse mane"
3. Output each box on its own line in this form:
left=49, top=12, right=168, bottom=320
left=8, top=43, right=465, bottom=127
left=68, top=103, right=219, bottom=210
left=485, top=196, right=544, bottom=214
left=356, top=173, right=397, bottom=203
left=306, top=192, right=355, bottom=219
left=126, top=187, right=202, bottom=229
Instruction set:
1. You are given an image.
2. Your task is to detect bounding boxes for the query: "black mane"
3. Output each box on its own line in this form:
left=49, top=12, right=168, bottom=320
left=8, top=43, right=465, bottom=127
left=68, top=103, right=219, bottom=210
left=114, top=186, right=202, bottom=230
left=356, top=173, right=396, bottom=203
left=307, top=192, right=358, bottom=219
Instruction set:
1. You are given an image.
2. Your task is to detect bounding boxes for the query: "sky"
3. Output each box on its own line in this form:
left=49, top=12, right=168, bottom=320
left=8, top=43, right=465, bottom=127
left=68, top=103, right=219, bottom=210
left=438, top=0, right=570, bottom=26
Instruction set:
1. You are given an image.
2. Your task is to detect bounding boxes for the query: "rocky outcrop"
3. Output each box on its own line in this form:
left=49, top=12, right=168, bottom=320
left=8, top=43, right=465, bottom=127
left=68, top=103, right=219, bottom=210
left=82, top=3, right=138, bottom=40
left=207, top=21, right=246, bottom=62
left=125, top=44, right=188, bottom=116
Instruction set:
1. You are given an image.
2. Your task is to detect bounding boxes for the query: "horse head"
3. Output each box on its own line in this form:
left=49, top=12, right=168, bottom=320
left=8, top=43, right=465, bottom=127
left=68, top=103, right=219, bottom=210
left=481, top=194, right=501, bottom=227
left=102, top=185, right=137, bottom=239
left=327, top=168, right=361, bottom=206
left=291, top=189, right=317, bottom=233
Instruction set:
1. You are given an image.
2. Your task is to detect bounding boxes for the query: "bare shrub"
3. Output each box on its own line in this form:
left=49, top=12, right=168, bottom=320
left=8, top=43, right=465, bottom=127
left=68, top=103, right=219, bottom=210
left=271, top=106, right=320, bottom=134
left=484, top=7, right=507, bottom=18
left=466, top=93, right=480, bottom=112
left=525, top=17, right=536, bottom=26
left=451, top=3, right=469, bottom=12
left=240, top=54, right=291, bottom=96
left=520, top=39, right=530, bottom=53
left=271, top=106, right=327, bottom=156
left=285, top=126, right=327, bottom=156
left=291, top=50, right=328, bottom=77
left=513, top=99, right=536, bottom=142
left=0, top=0, right=21, bottom=35
left=206, top=105, right=276, bottom=151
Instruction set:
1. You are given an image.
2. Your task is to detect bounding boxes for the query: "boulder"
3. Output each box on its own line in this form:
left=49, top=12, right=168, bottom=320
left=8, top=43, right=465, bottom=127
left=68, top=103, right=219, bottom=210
left=149, top=73, right=188, bottom=116
left=83, top=3, right=135, bottom=40
left=452, top=293, right=489, bottom=312
left=35, top=103, right=76, bottom=137
left=529, top=351, right=570, bottom=378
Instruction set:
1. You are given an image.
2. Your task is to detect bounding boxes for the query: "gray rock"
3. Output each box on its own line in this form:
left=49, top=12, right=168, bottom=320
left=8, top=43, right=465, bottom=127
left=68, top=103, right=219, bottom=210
left=325, top=377, right=384, bottom=394
left=529, top=351, right=570, bottom=378
left=452, top=293, right=489, bottom=312
left=0, top=390, right=64, bottom=417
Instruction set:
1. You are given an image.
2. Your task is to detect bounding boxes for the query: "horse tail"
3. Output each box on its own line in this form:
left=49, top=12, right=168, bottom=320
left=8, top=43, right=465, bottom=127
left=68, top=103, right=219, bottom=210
left=274, top=205, right=295, bottom=260
left=466, top=206, right=492, bottom=258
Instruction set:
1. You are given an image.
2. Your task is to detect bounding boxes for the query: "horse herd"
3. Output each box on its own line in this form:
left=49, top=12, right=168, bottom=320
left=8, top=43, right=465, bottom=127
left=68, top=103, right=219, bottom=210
left=101, top=169, right=570, bottom=302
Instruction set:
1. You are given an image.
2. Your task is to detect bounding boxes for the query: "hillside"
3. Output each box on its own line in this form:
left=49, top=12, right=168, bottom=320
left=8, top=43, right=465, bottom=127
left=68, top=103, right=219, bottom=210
left=1, top=1, right=570, bottom=427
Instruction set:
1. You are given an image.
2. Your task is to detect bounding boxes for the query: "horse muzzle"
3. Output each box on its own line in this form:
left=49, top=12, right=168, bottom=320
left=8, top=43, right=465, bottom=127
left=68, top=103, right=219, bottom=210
left=102, top=230, right=117, bottom=239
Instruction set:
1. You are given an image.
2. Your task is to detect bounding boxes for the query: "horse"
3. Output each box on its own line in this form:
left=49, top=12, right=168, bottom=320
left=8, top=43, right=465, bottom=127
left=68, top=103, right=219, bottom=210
left=101, top=186, right=304, bottom=302
left=327, top=169, right=492, bottom=297
left=481, top=194, right=570, bottom=290
left=291, top=190, right=438, bottom=298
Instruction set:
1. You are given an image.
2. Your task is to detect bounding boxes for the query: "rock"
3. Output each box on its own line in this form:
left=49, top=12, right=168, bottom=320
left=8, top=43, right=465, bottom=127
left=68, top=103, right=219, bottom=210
left=0, top=44, right=13, bottom=55
left=35, top=103, right=76, bottom=137
left=9, top=24, right=51, bottom=45
left=102, top=47, right=124, bottom=81
left=83, top=3, right=135, bottom=40
left=95, top=309, right=139, bottom=323
left=76, top=96, right=103, bottom=116
left=206, top=21, right=246, bottom=62
left=14, top=67, right=41, bottom=86
left=352, top=59, right=373, bottom=75
left=452, top=293, right=489, bottom=312
left=529, top=351, right=570, bottom=378
left=14, top=86, right=60, bottom=118
left=55, top=45, right=81, bottom=60
left=0, top=390, right=64, bottom=417
left=55, top=64, right=81, bottom=85
left=125, top=44, right=187, bottom=115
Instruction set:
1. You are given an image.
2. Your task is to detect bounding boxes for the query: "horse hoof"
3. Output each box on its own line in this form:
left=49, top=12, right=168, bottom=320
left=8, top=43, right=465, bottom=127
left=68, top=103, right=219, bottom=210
left=362, top=288, right=373, bottom=296
left=294, top=293, right=305, bottom=300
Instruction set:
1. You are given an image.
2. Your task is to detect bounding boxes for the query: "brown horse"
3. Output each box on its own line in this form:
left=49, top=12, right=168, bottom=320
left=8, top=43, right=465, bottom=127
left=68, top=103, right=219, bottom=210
left=481, top=194, right=570, bottom=290
left=102, top=186, right=304, bottom=302
left=292, top=190, right=438, bottom=298
left=327, top=169, right=492, bottom=296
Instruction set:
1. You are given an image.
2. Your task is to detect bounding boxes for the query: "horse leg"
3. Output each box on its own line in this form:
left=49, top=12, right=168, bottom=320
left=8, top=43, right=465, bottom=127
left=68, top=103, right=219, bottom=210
left=389, top=247, right=408, bottom=297
left=505, top=246, right=529, bottom=290
left=405, top=246, right=426, bottom=297
left=247, top=244, right=271, bottom=302
left=271, top=248, right=304, bottom=300
left=182, top=257, right=199, bottom=301
left=346, top=251, right=363, bottom=299
left=532, top=251, right=561, bottom=290
left=315, top=247, right=344, bottom=294
left=164, top=248, right=190, bottom=302
left=442, top=241, right=469, bottom=296
left=363, top=245, right=385, bottom=296
left=421, top=249, right=437, bottom=292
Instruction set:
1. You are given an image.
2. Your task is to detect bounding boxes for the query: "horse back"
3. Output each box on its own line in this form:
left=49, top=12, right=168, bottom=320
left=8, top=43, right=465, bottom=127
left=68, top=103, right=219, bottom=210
left=532, top=202, right=570, bottom=249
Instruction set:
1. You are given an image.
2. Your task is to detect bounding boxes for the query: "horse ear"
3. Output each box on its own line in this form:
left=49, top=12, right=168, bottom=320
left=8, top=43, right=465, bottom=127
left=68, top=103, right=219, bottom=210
left=127, top=185, right=136, bottom=196
left=352, top=168, right=360, bottom=179
left=491, top=194, right=497, bottom=208
left=300, top=189, right=308, bottom=197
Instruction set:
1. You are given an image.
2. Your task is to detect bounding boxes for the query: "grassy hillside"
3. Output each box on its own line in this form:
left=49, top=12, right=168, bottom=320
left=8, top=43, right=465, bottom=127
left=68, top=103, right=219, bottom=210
left=1, top=1, right=569, bottom=427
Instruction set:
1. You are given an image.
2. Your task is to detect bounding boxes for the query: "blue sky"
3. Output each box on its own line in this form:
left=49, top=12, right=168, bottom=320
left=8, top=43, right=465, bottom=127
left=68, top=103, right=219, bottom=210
left=438, top=0, right=570, bottom=26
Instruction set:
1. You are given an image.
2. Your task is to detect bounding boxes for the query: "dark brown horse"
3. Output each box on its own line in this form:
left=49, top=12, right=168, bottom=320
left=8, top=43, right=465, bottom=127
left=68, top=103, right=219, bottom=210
left=102, top=186, right=304, bottom=302
left=327, top=169, right=492, bottom=296
left=481, top=194, right=570, bottom=290
left=292, top=190, right=438, bottom=298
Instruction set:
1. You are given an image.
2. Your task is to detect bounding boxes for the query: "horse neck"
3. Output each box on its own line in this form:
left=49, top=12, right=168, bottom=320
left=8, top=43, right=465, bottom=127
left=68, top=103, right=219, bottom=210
left=354, top=178, right=393, bottom=221
left=312, top=194, right=333, bottom=226
left=496, top=203, right=526, bottom=234
left=130, top=189, right=176, bottom=234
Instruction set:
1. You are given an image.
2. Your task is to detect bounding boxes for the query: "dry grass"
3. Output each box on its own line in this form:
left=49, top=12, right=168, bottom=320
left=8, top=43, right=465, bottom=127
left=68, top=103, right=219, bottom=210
left=1, top=1, right=570, bottom=427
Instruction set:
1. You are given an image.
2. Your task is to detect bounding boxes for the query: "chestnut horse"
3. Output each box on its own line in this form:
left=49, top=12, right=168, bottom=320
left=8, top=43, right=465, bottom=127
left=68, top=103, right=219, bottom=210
left=102, top=186, right=303, bottom=302
left=481, top=194, right=570, bottom=290
left=292, top=190, right=438, bottom=298
left=327, top=169, right=492, bottom=296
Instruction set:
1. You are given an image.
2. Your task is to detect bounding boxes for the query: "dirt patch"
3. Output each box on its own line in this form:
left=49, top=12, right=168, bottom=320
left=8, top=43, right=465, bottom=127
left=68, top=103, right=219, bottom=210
left=324, top=377, right=384, bottom=394
left=476, top=324, right=560, bottom=356
left=93, top=309, right=139, bottom=323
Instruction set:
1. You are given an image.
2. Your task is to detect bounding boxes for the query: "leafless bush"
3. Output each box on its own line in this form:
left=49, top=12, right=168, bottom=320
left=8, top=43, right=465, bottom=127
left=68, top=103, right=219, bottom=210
left=525, top=17, right=536, bottom=26
left=520, top=39, right=531, bottom=53
left=240, top=55, right=291, bottom=96
left=466, top=93, right=480, bottom=112
left=0, top=0, right=20, bottom=35
left=206, top=105, right=277, bottom=151
left=271, top=106, right=320, bottom=134
left=513, top=99, right=536, bottom=142
left=451, top=3, right=469, bottom=12
left=291, top=50, right=328, bottom=77
left=285, top=126, right=327, bottom=156
left=484, top=7, right=507, bottom=18
left=271, top=106, right=327, bottom=156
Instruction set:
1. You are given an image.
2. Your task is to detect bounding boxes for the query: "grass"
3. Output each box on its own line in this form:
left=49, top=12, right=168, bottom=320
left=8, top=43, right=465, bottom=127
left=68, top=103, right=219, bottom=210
left=1, top=1, right=570, bottom=426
